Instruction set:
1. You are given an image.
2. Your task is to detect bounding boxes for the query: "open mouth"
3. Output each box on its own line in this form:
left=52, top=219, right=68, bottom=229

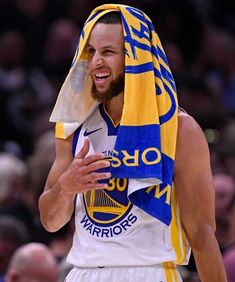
left=95, top=72, right=111, bottom=84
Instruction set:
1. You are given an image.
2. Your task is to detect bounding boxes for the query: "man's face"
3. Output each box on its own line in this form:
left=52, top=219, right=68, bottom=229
left=86, top=23, right=125, bottom=102
left=214, top=174, right=235, bottom=222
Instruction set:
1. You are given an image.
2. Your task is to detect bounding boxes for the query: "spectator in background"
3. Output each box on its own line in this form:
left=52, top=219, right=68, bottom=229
left=0, top=153, right=39, bottom=242
left=67, top=0, right=98, bottom=27
left=223, top=151, right=235, bottom=183
left=27, top=130, right=55, bottom=201
left=214, top=173, right=235, bottom=252
left=48, top=222, right=74, bottom=264
left=208, top=0, right=235, bottom=36
left=194, top=28, right=235, bottom=114
left=10, top=0, right=50, bottom=65
left=223, top=248, right=235, bottom=282
left=164, top=42, right=186, bottom=79
left=176, top=75, right=227, bottom=130
left=220, top=119, right=235, bottom=180
left=42, top=18, right=79, bottom=93
left=5, top=243, right=59, bottom=282
left=223, top=193, right=235, bottom=282
left=0, top=153, right=28, bottom=206
left=0, top=216, right=29, bottom=281
left=0, top=30, right=55, bottom=156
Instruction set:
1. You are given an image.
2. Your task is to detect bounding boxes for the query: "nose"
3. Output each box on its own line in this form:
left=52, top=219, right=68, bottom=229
left=92, top=51, right=104, bottom=68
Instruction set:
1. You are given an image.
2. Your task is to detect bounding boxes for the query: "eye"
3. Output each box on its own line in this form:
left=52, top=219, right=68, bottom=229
left=103, top=49, right=115, bottom=55
left=86, top=47, right=95, bottom=56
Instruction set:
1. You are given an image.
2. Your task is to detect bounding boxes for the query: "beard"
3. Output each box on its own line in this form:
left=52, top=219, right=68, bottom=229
left=91, top=73, right=124, bottom=102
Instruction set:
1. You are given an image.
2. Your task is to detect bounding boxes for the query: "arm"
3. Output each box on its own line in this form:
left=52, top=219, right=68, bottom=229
left=174, top=113, right=227, bottom=282
left=38, top=137, right=111, bottom=232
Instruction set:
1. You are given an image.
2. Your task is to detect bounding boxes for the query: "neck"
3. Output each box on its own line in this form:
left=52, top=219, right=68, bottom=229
left=105, top=92, right=124, bottom=125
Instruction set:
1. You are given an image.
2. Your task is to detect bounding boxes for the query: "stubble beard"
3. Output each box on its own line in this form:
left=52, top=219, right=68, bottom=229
left=91, top=73, right=124, bottom=102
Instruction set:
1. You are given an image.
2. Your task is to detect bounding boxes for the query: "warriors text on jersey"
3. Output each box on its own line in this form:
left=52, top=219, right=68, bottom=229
left=66, top=104, right=191, bottom=268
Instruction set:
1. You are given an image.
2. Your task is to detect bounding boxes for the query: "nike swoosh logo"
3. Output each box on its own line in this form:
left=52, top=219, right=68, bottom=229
left=84, top=127, right=102, bottom=136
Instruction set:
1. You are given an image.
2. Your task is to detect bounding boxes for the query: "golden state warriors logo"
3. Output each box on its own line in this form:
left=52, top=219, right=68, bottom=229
left=84, top=178, right=132, bottom=225
left=81, top=178, right=137, bottom=237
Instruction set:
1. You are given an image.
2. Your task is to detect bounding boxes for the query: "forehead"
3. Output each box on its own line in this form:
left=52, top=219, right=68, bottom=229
left=87, top=23, right=123, bottom=47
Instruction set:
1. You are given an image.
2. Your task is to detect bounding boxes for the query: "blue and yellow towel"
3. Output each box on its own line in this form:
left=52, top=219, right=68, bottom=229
left=50, top=4, right=178, bottom=226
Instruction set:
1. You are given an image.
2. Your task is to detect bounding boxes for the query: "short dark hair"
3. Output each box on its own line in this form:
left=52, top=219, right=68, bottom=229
left=97, top=11, right=121, bottom=24
left=0, top=216, right=29, bottom=245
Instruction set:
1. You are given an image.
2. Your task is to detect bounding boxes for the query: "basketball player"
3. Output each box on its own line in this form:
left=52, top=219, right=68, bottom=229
left=39, top=8, right=227, bottom=282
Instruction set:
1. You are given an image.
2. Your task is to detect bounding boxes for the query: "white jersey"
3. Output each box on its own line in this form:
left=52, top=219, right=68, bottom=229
left=67, top=104, right=190, bottom=268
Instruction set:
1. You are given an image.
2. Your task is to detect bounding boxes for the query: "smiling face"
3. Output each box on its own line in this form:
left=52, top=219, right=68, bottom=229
left=86, top=23, right=125, bottom=102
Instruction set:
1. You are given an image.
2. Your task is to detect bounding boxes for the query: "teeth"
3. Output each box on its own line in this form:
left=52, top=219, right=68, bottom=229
left=95, top=73, right=110, bottom=78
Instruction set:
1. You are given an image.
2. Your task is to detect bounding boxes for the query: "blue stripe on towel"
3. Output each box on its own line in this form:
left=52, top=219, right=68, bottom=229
left=110, top=124, right=162, bottom=179
left=129, top=182, right=172, bottom=225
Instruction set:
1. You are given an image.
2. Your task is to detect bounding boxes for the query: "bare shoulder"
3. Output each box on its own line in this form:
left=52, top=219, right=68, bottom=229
left=175, top=110, right=210, bottom=172
left=177, top=110, right=205, bottom=141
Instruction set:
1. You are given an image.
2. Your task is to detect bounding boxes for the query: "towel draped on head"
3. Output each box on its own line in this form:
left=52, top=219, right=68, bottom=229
left=50, top=4, right=178, bottom=226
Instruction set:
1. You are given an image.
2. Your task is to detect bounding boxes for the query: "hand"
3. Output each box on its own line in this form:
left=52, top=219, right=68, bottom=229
left=59, top=139, right=111, bottom=194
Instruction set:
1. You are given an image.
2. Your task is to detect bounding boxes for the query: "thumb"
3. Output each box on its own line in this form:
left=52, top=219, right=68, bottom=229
left=75, top=139, right=90, bottom=159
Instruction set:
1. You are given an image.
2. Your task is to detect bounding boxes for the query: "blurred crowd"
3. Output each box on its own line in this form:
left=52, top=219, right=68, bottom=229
left=0, top=0, right=234, bottom=281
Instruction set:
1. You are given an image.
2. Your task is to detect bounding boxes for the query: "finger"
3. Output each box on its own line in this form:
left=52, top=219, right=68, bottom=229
left=77, top=159, right=110, bottom=176
left=84, top=182, right=108, bottom=191
left=77, top=159, right=110, bottom=177
left=80, top=154, right=107, bottom=166
left=75, top=139, right=90, bottom=159
left=83, top=172, right=111, bottom=183
left=85, top=159, right=110, bottom=173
